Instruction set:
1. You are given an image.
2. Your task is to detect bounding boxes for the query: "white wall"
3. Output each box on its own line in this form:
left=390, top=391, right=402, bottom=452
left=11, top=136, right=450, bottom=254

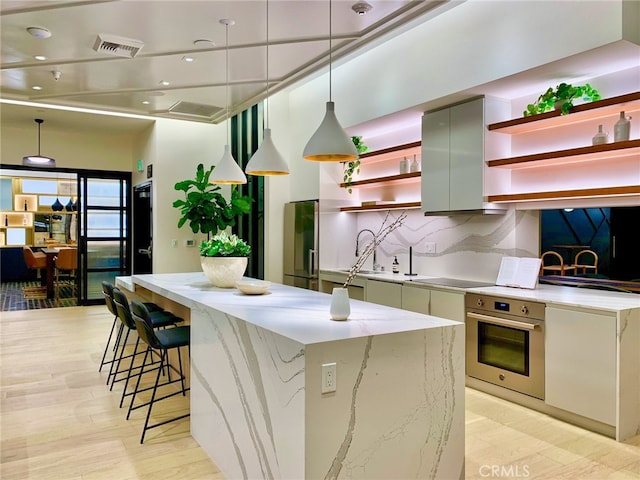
left=150, top=118, right=227, bottom=274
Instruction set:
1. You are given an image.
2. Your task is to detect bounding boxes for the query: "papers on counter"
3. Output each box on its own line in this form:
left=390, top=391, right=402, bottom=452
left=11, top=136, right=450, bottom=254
left=496, top=256, right=542, bottom=290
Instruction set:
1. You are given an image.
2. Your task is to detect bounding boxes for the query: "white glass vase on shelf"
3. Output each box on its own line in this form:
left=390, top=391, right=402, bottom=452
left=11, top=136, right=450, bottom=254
left=409, top=154, right=420, bottom=173
left=592, top=124, right=608, bottom=145
left=613, top=111, right=631, bottom=142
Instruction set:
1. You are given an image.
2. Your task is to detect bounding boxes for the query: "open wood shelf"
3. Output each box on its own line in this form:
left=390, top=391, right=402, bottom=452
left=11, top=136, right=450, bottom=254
left=358, top=141, right=421, bottom=163
left=486, top=139, right=640, bottom=169
left=487, top=185, right=640, bottom=203
left=340, top=171, right=420, bottom=188
left=488, top=91, right=640, bottom=134
left=339, top=201, right=421, bottom=212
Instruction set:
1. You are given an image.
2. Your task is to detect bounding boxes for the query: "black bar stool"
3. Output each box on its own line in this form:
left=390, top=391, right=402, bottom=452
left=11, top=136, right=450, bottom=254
left=127, top=300, right=190, bottom=444
left=108, top=288, right=181, bottom=393
left=99, top=281, right=168, bottom=373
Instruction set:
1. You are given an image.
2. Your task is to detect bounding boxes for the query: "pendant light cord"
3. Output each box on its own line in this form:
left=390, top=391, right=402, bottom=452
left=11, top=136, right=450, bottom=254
left=37, top=121, right=42, bottom=155
left=225, top=22, right=230, bottom=144
left=265, top=0, right=270, bottom=129
left=329, top=0, right=332, bottom=102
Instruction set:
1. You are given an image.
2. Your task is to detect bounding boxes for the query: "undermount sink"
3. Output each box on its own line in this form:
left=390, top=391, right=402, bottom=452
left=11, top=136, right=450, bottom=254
left=338, top=269, right=385, bottom=274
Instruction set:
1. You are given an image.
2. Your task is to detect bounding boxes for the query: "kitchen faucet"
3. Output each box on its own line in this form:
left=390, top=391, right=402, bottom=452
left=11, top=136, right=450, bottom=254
left=355, top=229, right=380, bottom=271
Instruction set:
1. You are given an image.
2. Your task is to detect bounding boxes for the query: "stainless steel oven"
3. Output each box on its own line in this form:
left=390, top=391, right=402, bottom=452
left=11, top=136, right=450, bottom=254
left=465, top=293, right=545, bottom=400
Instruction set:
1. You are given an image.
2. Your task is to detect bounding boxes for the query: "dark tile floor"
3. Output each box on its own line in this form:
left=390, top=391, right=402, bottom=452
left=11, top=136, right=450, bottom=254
left=0, top=280, right=77, bottom=311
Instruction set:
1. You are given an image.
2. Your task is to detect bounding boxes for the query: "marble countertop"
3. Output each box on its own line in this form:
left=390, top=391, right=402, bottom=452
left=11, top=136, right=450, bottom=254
left=467, top=284, right=640, bottom=313
left=126, top=272, right=461, bottom=346
left=319, top=269, right=640, bottom=313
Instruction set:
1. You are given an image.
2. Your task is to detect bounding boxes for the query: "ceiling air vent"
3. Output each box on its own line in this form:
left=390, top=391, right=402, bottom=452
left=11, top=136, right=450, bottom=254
left=93, top=33, right=144, bottom=58
left=168, top=101, right=223, bottom=119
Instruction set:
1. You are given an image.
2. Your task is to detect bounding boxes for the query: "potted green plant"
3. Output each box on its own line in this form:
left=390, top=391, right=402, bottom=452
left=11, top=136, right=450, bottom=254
left=523, top=83, right=601, bottom=116
left=200, top=231, right=251, bottom=287
left=173, top=163, right=252, bottom=238
left=342, top=136, right=369, bottom=193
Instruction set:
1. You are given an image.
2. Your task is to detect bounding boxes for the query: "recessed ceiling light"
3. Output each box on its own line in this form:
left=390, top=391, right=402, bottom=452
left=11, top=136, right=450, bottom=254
left=26, top=26, right=52, bottom=39
left=32, top=85, right=43, bottom=91
left=160, top=80, right=170, bottom=86
left=351, top=1, right=372, bottom=15
left=142, top=100, right=150, bottom=105
left=34, top=55, right=47, bottom=61
left=182, top=56, right=195, bottom=62
left=193, top=39, right=215, bottom=48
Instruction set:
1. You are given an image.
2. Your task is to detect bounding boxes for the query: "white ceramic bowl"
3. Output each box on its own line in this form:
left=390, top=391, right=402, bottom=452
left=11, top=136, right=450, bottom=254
left=236, top=279, right=271, bottom=295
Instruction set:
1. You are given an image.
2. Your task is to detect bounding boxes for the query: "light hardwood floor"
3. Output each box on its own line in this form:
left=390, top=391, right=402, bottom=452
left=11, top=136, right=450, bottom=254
left=1, top=306, right=638, bottom=479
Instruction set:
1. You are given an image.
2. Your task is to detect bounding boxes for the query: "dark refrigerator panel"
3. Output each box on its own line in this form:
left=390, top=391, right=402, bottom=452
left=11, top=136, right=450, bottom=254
left=283, top=200, right=318, bottom=290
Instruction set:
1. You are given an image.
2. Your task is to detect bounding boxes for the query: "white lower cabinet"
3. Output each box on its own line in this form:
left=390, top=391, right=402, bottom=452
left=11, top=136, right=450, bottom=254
left=365, top=279, right=402, bottom=308
left=401, top=284, right=430, bottom=314
left=545, top=306, right=616, bottom=426
left=430, top=289, right=465, bottom=322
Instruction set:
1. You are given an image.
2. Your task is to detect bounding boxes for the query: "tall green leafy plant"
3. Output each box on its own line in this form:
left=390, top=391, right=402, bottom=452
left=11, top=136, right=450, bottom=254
left=173, top=163, right=252, bottom=238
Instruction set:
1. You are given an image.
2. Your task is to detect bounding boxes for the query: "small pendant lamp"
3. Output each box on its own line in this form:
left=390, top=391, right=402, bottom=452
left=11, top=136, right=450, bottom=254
left=302, top=0, right=358, bottom=162
left=52, top=171, right=63, bottom=211
left=211, top=18, right=247, bottom=185
left=23, top=118, right=56, bottom=167
left=245, top=0, right=289, bottom=176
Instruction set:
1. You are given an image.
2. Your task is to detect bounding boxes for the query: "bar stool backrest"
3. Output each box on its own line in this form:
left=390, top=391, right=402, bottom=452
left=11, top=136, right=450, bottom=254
left=130, top=300, right=163, bottom=350
left=112, top=288, right=136, bottom=330
left=101, top=281, right=117, bottom=317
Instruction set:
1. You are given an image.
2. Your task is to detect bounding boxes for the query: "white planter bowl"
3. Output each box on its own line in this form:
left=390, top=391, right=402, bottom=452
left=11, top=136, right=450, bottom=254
left=201, top=256, right=248, bottom=288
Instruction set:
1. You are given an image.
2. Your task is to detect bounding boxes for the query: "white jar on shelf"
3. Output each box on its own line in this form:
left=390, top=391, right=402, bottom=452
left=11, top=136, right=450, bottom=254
left=592, top=124, right=608, bottom=145
left=613, top=111, right=631, bottom=142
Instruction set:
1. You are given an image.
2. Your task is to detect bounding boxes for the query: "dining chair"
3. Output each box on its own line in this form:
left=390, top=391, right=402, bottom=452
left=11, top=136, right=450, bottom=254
left=53, top=247, right=77, bottom=299
left=573, top=249, right=598, bottom=275
left=22, top=246, right=46, bottom=276
left=540, top=250, right=576, bottom=276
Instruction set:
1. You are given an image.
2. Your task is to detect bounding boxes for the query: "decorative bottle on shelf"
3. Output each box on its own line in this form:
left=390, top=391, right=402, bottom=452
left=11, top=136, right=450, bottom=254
left=409, top=154, right=420, bottom=173
left=392, top=256, right=400, bottom=274
left=613, top=111, right=631, bottom=142
left=399, top=157, right=409, bottom=174
left=4, top=215, right=8, bottom=227
left=24, top=199, right=28, bottom=211
left=591, top=124, right=608, bottom=145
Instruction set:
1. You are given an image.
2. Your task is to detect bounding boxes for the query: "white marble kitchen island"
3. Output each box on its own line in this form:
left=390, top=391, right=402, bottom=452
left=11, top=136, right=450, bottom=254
left=127, top=272, right=465, bottom=480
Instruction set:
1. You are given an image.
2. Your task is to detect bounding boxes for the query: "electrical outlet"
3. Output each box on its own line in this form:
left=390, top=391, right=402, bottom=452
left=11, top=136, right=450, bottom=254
left=171, top=239, right=178, bottom=248
left=426, top=242, right=437, bottom=254
left=321, top=363, right=336, bottom=393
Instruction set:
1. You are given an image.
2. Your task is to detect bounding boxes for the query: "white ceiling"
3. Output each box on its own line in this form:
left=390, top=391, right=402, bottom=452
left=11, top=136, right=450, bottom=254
left=1, top=0, right=455, bottom=131
left=2, top=1, right=638, bottom=138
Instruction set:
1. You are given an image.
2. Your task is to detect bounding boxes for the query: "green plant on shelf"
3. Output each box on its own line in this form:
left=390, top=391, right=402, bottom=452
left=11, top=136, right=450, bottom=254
left=343, top=136, right=369, bottom=194
left=523, top=83, right=601, bottom=117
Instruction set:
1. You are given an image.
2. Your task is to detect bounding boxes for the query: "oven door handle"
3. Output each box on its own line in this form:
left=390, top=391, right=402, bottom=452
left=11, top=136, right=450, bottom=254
left=467, top=312, right=539, bottom=331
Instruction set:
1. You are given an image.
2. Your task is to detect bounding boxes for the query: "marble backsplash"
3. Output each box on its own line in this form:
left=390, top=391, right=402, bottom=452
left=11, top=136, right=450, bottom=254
left=320, top=208, right=540, bottom=283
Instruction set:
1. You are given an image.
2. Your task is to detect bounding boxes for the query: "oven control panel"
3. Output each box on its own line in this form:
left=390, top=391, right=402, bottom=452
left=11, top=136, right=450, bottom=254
left=465, top=293, right=545, bottom=320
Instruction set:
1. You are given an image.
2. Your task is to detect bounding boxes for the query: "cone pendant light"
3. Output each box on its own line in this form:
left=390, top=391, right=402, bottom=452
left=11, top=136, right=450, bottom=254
left=23, top=118, right=56, bottom=167
left=211, top=18, right=247, bottom=185
left=303, top=0, right=358, bottom=162
left=246, top=0, right=289, bottom=176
